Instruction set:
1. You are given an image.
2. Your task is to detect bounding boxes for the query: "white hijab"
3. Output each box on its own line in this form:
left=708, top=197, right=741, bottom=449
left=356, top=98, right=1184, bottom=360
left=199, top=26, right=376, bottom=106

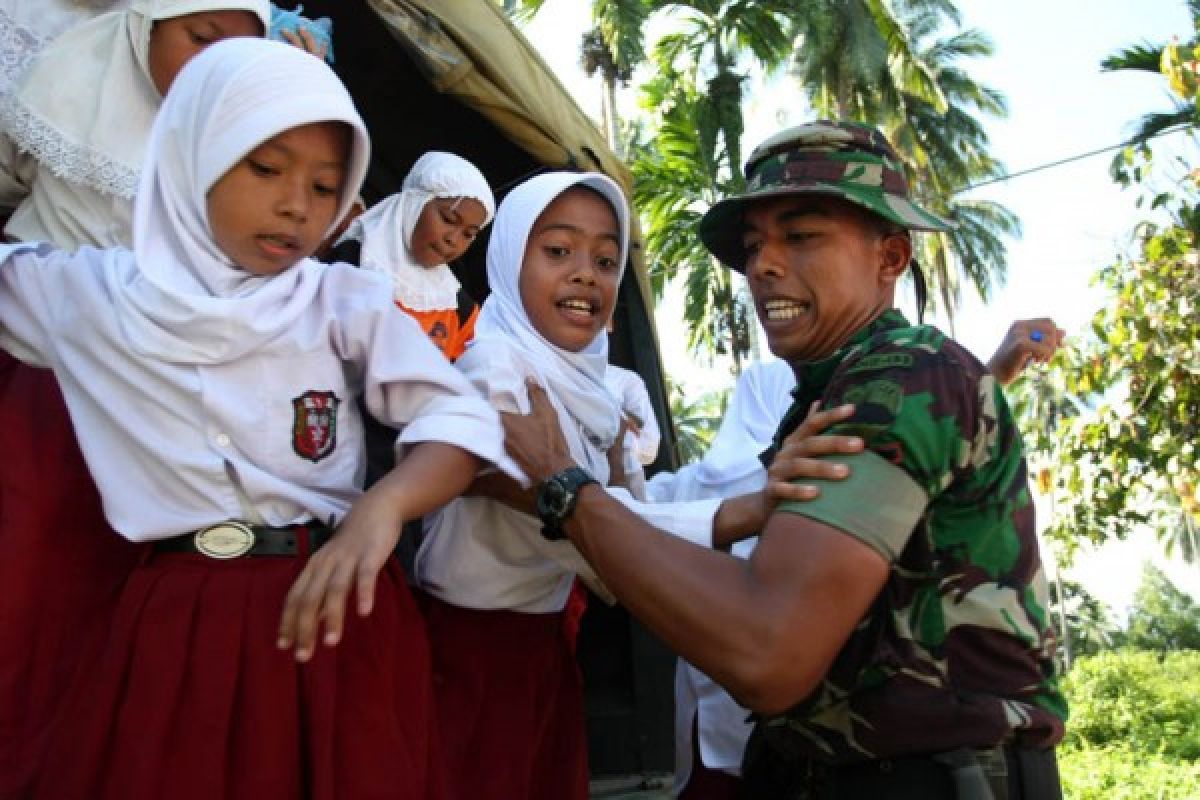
left=0, top=0, right=270, bottom=199
left=695, top=359, right=796, bottom=487
left=112, top=36, right=370, bottom=365
left=475, top=171, right=630, bottom=450
left=339, top=150, right=495, bottom=312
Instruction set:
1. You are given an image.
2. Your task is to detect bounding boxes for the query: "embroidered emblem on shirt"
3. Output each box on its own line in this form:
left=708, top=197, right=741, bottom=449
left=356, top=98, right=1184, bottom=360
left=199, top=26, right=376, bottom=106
left=846, top=352, right=914, bottom=375
left=292, top=390, right=340, bottom=462
left=842, top=379, right=904, bottom=416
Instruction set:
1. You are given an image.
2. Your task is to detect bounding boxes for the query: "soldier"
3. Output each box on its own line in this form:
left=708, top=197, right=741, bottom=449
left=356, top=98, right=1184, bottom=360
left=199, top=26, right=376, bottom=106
left=500, top=120, right=1066, bottom=799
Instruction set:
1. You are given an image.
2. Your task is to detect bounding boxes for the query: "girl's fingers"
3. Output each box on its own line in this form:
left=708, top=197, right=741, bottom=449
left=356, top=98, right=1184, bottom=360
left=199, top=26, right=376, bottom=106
left=356, top=556, right=382, bottom=617
left=770, top=455, right=851, bottom=484
left=768, top=480, right=819, bottom=503
left=277, top=566, right=313, bottom=649
left=290, top=555, right=339, bottom=661
left=318, top=558, right=357, bottom=648
left=793, top=403, right=855, bottom=438
left=779, top=434, right=864, bottom=459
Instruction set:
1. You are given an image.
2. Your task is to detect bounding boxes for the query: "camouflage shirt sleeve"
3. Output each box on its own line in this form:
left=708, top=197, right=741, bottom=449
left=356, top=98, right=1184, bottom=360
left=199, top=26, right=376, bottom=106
left=776, top=332, right=978, bottom=561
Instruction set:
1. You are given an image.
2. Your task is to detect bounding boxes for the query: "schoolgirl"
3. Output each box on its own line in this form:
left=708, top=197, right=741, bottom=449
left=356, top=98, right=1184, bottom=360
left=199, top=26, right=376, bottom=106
left=328, top=151, right=494, bottom=362
left=414, top=172, right=729, bottom=800
left=0, top=38, right=506, bottom=800
left=0, top=3, right=268, bottom=795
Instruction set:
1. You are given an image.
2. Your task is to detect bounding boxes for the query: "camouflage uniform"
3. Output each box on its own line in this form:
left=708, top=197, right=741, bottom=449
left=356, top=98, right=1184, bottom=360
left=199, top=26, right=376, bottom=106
left=761, top=309, right=1065, bottom=764
left=697, top=121, right=1066, bottom=797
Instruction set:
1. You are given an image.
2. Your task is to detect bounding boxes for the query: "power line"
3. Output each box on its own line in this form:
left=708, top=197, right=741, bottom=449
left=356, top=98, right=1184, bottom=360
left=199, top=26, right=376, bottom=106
left=953, top=124, right=1193, bottom=195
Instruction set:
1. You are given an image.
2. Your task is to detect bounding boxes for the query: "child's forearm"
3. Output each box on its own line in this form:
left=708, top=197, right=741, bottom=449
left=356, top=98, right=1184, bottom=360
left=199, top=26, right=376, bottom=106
left=371, top=441, right=483, bottom=522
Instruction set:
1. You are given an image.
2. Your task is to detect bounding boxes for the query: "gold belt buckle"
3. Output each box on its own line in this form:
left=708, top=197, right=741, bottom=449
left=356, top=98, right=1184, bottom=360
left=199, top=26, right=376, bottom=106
left=194, top=521, right=256, bottom=559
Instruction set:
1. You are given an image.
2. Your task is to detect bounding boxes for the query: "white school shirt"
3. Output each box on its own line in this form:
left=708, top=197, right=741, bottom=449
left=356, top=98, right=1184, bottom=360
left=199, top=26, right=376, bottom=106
left=605, top=363, right=662, bottom=467
left=648, top=466, right=760, bottom=787
left=415, top=336, right=721, bottom=614
left=0, top=242, right=507, bottom=542
left=646, top=359, right=795, bottom=789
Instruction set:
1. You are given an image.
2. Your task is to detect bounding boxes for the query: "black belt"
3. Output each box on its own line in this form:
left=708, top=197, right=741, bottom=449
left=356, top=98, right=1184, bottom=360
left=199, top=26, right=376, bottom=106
left=742, top=725, right=1062, bottom=799
left=154, top=520, right=334, bottom=559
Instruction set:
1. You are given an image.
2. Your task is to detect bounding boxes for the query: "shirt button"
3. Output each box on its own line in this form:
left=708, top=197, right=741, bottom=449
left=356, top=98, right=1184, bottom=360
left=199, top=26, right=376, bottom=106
left=215, top=433, right=231, bottom=448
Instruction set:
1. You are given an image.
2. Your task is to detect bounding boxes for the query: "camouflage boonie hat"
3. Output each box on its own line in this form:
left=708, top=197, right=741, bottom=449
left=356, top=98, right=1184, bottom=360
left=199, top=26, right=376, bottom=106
left=698, top=120, right=953, bottom=271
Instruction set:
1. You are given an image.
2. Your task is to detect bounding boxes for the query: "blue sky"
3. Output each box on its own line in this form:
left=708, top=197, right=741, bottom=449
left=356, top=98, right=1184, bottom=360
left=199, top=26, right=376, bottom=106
left=524, top=1, right=1199, bottom=613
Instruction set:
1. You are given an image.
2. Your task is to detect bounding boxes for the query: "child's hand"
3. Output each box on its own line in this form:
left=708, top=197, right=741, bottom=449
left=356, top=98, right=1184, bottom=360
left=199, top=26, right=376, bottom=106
left=987, top=318, right=1065, bottom=385
left=280, top=26, right=329, bottom=62
left=277, top=493, right=403, bottom=662
left=766, top=402, right=862, bottom=504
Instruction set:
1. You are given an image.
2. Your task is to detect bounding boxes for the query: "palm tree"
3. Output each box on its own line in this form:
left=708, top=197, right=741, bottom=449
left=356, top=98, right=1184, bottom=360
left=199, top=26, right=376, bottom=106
left=790, top=0, right=948, bottom=121
left=791, top=1, right=1017, bottom=319
left=631, top=60, right=749, bottom=368
left=504, top=0, right=651, bottom=153
left=891, top=19, right=1020, bottom=313
left=1101, top=0, right=1200, bottom=144
left=628, top=1, right=797, bottom=371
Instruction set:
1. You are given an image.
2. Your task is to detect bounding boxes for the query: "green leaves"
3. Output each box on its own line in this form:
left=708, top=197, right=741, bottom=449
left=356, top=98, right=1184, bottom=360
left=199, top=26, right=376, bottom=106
left=1016, top=215, right=1200, bottom=561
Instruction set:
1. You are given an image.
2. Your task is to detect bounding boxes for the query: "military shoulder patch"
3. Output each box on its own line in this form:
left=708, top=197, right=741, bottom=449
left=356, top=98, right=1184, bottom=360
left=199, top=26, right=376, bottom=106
left=842, top=379, right=904, bottom=416
left=846, top=352, right=913, bottom=375
left=292, top=390, right=340, bottom=462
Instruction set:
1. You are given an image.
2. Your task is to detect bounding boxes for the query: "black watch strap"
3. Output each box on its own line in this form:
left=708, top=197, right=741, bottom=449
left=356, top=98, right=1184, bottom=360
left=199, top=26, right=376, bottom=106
left=536, top=465, right=597, bottom=541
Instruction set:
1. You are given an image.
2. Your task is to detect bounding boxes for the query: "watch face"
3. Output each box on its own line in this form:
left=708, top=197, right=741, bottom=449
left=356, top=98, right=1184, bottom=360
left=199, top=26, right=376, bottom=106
left=537, top=474, right=568, bottom=520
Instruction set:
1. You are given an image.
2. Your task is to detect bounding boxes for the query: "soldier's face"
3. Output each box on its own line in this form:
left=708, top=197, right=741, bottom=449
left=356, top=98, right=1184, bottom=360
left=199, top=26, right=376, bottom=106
left=741, top=196, right=910, bottom=363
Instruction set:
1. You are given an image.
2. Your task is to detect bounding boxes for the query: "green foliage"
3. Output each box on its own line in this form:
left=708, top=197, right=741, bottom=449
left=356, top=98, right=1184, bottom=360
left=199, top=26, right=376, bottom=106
left=667, top=380, right=729, bottom=464
left=1122, top=564, right=1200, bottom=652
left=1014, top=8, right=1200, bottom=561
left=1026, top=211, right=1200, bottom=560
left=1059, top=744, right=1200, bottom=800
left=1047, top=577, right=1117, bottom=661
left=1063, top=649, right=1200, bottom=760
left=630, top=61, right=751, bottom=367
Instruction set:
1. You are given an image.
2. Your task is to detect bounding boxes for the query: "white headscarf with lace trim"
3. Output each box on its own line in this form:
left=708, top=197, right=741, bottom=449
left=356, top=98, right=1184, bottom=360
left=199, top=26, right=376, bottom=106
left=0, top=0, right=269, bottom=199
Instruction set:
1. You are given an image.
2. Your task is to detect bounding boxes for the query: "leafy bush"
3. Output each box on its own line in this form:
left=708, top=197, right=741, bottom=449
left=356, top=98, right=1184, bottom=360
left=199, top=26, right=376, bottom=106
left=1063, top=649, right=1200, bottom=759
left=1059, top=744, right=1200, bottom=800
left=1061, top=649, right=1200, bottom=797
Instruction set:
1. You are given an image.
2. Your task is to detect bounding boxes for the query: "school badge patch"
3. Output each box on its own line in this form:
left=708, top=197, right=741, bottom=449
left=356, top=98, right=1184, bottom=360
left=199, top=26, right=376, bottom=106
left=292, top=390, right=340, bottom=462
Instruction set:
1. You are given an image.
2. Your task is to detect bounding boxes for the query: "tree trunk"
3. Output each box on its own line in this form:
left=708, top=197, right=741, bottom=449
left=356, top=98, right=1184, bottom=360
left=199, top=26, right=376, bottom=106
left=604, top=75, right=621, bottom=156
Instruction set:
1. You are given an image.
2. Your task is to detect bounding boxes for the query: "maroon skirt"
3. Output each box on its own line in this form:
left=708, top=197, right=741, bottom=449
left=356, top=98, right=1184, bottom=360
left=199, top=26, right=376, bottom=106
left=35, top=551, right=445, bottom=800
left=422, top=596, right=589, bottom=800
left=0, top=359, right=145, bottom=800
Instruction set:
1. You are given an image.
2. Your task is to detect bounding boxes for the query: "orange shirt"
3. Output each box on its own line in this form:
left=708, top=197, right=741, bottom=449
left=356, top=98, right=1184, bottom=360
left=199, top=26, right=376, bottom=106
left=398, top=294, right=479, bottom=362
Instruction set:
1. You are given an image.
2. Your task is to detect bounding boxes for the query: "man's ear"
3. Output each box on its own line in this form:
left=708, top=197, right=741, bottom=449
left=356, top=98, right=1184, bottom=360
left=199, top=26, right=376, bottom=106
left=878, top=232, right=912, bottom=286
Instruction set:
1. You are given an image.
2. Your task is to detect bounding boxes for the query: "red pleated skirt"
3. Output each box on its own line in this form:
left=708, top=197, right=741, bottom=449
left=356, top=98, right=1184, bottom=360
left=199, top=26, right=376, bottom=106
left=0, top=359, right=146, bottom=800
left=422, top=596, right=589, bottom=800
left=35, top=551, right=445, bottom=800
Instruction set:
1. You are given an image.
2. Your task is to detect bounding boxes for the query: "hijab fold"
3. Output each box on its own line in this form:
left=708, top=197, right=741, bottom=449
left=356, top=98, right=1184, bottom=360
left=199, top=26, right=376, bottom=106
left=474, top=172, right=629, bottom=451
left=0, top=0, right=270, bottom=198
left=338, top=150, right=494, bottom=311
left=112, top=36, right=369, bottom=365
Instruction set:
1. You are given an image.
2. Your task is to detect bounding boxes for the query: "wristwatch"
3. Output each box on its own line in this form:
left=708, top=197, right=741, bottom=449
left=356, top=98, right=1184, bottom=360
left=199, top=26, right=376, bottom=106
left=535, top=466, right=598, bottom=541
